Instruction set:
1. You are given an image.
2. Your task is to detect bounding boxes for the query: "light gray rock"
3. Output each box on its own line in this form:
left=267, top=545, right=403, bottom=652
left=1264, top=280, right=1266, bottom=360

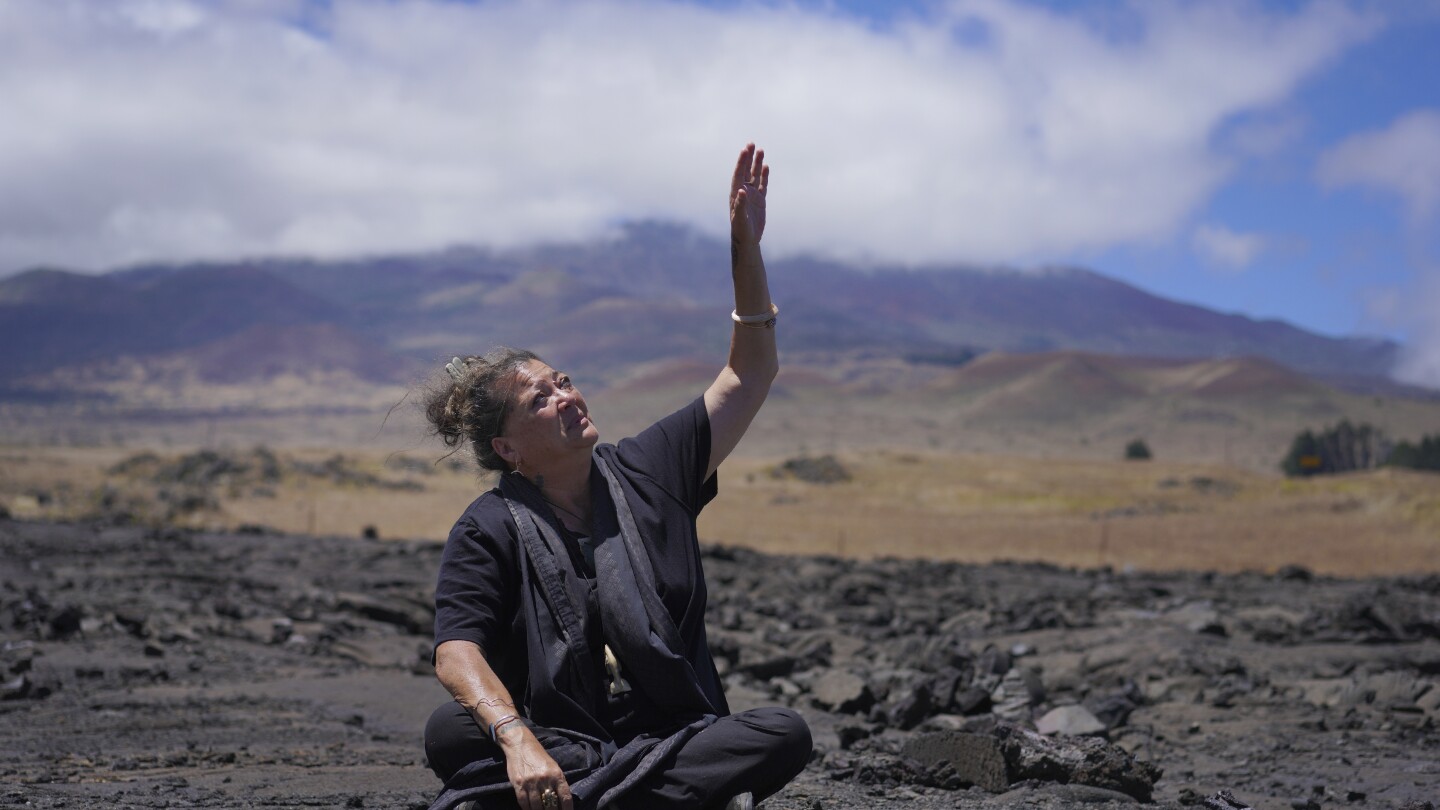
left=1036, top=704, right=1108, bottom=737
left=1167, top=601, right=1227, bottom=636
left=1417, top=682, right=1440, bottom=718
left=991, top=667, right=1044, bottom=722
left=811, top=670, right=874, bottom=714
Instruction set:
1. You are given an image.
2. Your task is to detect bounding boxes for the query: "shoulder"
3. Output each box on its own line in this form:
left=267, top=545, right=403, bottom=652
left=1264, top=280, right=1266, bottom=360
left=612, top=396, right=710, bottom=467
left=456, top=486, right=512, bottom=529
left=601, top=395, right=715, bottom=511
left=445, top=487, right=519, bottom=556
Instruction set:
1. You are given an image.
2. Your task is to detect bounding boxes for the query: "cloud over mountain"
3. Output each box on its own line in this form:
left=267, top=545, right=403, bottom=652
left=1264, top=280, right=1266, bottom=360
left=0, top=0, right=1378, bottom=274
left=1320, top=109, right=1440, bottom=386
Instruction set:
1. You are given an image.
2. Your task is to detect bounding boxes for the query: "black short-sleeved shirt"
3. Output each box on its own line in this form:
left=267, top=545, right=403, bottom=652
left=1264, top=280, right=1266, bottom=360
left=433, top=395, right=720, bottom=725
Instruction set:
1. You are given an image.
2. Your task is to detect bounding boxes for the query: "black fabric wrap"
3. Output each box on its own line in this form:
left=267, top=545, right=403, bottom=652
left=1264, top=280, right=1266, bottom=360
left=427, top=455, right=720, bottom=810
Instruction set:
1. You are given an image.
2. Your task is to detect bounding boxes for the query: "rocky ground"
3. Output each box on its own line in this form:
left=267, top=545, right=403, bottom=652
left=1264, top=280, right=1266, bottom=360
left=2, top=518, right=1438, bottom=809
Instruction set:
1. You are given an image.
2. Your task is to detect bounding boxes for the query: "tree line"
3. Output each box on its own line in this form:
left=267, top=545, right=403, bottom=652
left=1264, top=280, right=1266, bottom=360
left=1281, top=420, right=1440, bottom=476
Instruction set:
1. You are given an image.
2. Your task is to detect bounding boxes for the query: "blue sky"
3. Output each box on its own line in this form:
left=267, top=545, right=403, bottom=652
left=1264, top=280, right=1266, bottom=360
left=1, top=0, right=1438, bottom=382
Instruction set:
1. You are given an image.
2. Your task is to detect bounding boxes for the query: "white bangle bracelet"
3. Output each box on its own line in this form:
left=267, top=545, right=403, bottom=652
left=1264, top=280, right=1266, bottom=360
left=732, top=303, right=779, bottom=328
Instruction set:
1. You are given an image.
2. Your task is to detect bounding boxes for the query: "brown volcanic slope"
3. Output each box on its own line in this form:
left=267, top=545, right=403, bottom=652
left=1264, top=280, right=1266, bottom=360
left=927, top=351, right=1332, bottom=411
left=14, top=323, right=414, bottom=414
left=916, top=352, right=1354, bottom=460
left=178, top=323, right=413, bottom=384
left=0, top=266, right=345, bottom=386
left=587, top=350, right=1438, bottom=471
left=0, top=224, right=1431, bottom=462
left=931, top=352, right=1153, bottom=422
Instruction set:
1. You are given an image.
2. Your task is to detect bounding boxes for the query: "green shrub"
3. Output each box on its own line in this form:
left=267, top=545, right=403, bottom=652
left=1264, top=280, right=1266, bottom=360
left=1124, top=439, right=1152, bottom=460
left=1386, top=434, right=1440, bottom=471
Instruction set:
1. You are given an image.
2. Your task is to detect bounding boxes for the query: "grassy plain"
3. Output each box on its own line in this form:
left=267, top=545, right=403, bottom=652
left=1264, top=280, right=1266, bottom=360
left=4, top=351, right=1438, bottom=576
left=3, top=440, right=1436, bottom=577
left=702, top=453, right=1440, bottom=576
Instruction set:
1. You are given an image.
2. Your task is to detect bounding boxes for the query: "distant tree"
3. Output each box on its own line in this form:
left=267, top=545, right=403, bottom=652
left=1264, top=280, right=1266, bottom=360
left=1124, top=439, right=1152, bottom=461
left=1386, top=434, right=1440, bottom=471
left=1281, top=420, right=1390, bottom=477
left=1281, top=429, right=1322, bottom=477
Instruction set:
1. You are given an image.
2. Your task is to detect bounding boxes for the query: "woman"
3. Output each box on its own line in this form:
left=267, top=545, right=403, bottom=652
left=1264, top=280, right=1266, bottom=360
left=421, top=144, right=811, bottom=810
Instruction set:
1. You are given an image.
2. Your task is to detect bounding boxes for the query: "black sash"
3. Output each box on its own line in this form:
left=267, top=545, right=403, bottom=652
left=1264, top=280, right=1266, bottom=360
left=427, top=453, right=719, bottom=809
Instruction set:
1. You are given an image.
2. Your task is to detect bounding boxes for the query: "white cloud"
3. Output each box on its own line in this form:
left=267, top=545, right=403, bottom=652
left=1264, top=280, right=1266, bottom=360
left=1318, top=109, right=1440, bottom=221
left=1323, top=110, right=1440, bottom=386
left=1221, top=110, right=1308, bottom=157
left=0, top=0, right=1380, bottom=273
left=1192, top=223, right=1265, bottom=270
left=1387, top=268, right=1440, bottom=387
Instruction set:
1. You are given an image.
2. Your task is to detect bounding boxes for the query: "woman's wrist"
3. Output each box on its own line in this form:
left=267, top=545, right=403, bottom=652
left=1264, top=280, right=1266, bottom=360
left=494, top=719, right=534, bottom=751
left=731, top=237, right=763, bottom=269
left=488, top=713, right=522, bottom=742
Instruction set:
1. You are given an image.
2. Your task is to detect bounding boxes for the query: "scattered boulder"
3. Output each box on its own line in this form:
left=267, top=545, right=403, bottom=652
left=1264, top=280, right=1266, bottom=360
left=884, top=681, right=936, bottom=730
left=901, top=730, right=1009, bottom=792
left=990, top=667, right=1044, bottom=722
left=1202, top=789, right=1253, bottom=809
left=896, top=722, right=1162, bottom=801
left=1167, top=601, right=1227, bottom=636
left=811, top=670, right=875, bottom=715
left=334, top=592, right=433, bottom=634
left=1035, top=704, right=1107, bottom=737
left=5, top=518, right=1440, bottom=807
left=993, top=722, right=1163, bottom=801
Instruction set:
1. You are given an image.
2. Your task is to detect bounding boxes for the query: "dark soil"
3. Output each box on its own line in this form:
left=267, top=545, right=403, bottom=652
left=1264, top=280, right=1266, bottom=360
left=2, top=519, right=1438, bottom=809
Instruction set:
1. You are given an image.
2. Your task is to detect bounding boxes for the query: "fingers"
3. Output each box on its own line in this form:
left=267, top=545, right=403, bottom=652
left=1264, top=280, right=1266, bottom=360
left=732, top=142, right=754, bottom=191
left=512, top=768, right=570, bottom=810
left=516, top=783, right=568, bottom=810
left=734, top=142, right=768, bottom=188
left=730, top=142, right=767, bottom=243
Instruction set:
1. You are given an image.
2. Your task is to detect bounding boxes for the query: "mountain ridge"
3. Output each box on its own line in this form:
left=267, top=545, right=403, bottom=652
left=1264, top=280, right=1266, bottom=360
left=0, top=222, right=1405, bottom=399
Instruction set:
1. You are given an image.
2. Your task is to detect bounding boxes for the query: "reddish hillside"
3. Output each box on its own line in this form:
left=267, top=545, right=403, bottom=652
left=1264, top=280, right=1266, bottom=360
left=915, top=350, right=1337, bottom=427
left=1176, top=357, right=1328, bottom=399
left=171, top=323, right=414, bottom=384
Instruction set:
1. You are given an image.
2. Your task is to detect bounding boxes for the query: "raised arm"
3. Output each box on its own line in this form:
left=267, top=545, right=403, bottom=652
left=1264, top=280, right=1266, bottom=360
left=703, top=143, right=778, bottom=478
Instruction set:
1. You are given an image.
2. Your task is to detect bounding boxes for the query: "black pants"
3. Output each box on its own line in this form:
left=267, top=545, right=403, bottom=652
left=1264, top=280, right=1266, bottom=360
left=425, top=702, right=812, bottom=809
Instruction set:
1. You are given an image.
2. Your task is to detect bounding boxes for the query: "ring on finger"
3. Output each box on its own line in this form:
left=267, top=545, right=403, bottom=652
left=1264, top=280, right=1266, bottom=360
left=541, top=787, right=559, bottom=810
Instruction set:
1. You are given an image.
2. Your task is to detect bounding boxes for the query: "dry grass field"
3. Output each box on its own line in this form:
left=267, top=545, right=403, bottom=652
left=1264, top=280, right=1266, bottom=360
left=3, top=440, right=1436, bottom=577
left=4, top=351, right=1437, bottom=577
left=701, top=452, right=1440, bottom=576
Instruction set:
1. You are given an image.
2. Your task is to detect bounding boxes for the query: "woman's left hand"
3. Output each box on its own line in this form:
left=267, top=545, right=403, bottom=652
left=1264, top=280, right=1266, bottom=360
left=502, top=728, right=574, bottom=810
left=730, top=143, right=768, bottom=246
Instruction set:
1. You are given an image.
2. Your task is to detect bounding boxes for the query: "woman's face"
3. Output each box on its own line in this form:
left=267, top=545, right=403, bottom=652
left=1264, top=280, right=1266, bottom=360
left=492, top=360, right=599, bottom=471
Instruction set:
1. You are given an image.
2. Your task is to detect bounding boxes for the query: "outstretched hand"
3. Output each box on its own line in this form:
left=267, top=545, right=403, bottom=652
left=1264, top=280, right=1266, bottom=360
left=730, top=143, right=768, bottom=246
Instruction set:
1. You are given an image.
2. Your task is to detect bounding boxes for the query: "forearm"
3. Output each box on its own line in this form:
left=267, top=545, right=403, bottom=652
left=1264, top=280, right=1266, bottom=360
left=434, top=640, right=531, bottom=748
left=728, top=240, right=779, bottom=382
left=436, top=639, right=571, bottom=807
